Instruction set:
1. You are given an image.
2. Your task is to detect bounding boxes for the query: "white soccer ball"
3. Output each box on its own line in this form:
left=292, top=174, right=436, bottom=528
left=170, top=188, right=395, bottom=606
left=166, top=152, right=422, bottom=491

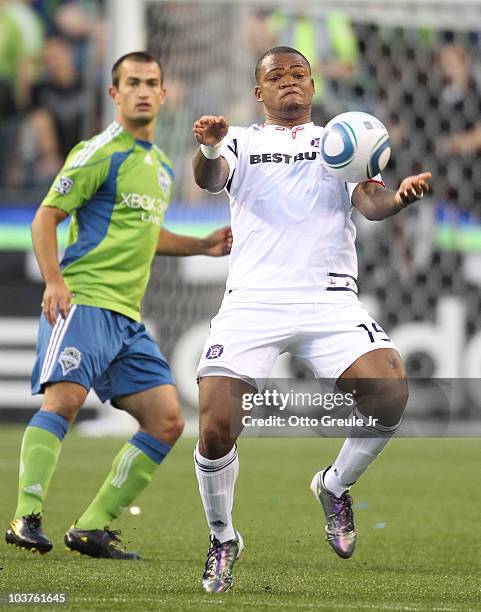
left=320, top=111, right=391, bottom=183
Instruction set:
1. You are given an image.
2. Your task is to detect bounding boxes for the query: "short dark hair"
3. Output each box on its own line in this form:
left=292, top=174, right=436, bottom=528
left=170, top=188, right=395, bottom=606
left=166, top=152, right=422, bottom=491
left=255, top=46, right=311, bottom=82
left=111, top=51, right=163, bottom=87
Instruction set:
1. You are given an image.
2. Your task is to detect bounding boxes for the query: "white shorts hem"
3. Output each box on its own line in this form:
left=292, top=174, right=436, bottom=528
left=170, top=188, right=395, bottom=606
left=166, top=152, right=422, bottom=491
left=197, top=364, right=261, bottom=391
left=331, top=344, right=401, bottom=381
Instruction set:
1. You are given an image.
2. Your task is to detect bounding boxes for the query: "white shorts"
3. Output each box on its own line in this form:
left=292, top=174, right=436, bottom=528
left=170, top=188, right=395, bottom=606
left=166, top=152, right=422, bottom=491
left=197, top=292, right=398, bottom=388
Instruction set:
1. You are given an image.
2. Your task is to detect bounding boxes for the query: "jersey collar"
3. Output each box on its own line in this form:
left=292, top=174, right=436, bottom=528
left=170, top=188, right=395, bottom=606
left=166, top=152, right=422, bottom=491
left=258, top=122, right=314, bottom=131
left=135, top=138, right=154, bottom=150
left=110, top=121, right=154, bottom=149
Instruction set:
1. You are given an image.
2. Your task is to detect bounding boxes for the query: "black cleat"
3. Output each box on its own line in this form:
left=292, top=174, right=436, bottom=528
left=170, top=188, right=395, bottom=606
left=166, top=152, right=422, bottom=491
left=64, top=526, right=141, bottom=560
left=5, top=513, right=53, bottom=554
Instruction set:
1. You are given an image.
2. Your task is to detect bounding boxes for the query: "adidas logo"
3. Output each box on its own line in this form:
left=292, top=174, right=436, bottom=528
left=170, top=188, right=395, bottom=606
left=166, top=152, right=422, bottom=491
left=24, top=483, right=44, bottom=497
left=144, top=154, right=154, bottom=165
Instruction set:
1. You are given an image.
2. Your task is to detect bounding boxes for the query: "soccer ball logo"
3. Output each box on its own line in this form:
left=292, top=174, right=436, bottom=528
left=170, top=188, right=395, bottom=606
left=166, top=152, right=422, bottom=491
left=206, top=344, right=224, bottom=359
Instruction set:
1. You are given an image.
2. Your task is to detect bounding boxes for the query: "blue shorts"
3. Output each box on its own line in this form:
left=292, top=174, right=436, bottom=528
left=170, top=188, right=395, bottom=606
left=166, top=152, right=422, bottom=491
left=31, top=305, right=174, bottom=402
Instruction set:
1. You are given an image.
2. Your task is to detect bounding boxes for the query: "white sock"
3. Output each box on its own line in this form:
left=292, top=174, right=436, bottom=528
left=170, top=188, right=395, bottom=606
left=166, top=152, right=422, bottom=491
left=323, top=408, right=400, bottom=498
left=194, top=442, right=239, bottom=543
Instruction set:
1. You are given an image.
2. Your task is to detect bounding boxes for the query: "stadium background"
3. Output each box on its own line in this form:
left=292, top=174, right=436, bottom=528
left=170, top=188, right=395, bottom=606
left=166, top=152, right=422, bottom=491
left=1, top=0, right=481, bottom=430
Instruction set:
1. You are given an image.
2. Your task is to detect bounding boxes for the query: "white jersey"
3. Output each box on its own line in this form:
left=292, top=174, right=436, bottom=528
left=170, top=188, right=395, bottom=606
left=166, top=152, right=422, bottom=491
left=216, top=122, right=382, bottom=302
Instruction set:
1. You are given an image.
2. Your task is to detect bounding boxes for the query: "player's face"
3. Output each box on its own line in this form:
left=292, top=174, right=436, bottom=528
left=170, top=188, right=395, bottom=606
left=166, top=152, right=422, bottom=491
left=255, top=53, right=314, bottom=118
left=110, top=60, right=166, bottom=126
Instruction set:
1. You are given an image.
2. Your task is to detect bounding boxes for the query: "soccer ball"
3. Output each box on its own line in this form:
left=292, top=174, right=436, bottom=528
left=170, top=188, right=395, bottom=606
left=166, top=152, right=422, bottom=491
left=320, top=111, right=391, bottom=183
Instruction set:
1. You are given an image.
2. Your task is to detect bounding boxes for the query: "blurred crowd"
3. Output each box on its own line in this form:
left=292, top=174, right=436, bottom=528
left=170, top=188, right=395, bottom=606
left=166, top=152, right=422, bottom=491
left=2, top=1, right=481, bottom=225
left=0, top=0, right=105, bottom=190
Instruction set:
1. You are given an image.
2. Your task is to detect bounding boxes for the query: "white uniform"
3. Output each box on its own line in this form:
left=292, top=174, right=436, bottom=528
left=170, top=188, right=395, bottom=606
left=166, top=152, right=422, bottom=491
left=198, top=122, right=397, bottom=386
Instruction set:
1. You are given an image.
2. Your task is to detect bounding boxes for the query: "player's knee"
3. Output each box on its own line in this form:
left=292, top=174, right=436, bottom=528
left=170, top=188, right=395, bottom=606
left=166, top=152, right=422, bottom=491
left=42, top=383, right=86, bottom=423
left=165, top=412, right=184, bottom=442
left=145, top=411, right=184, bottom=445
left=355, top=376, right=409, bottom=426
left=362, top=376, right=408, bottom=405
left=385, top=382, right=409, bottom=425
left=393, top=380, right=409, bottom=414
left=383, top=377, right=409, bottom=413
left=41, top=398, right=82, bottom=423
left=199, top=417, right=233, bottom=456
left=41, top=403, right=79, bottom=424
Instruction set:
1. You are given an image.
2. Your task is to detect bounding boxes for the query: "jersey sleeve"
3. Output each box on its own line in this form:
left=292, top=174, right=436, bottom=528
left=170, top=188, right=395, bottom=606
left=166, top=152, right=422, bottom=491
left=347, top=174, right=385, bottom=204
left=207, top=126, right=243, bottom=194
left=41, top=142, right=112, bottom=214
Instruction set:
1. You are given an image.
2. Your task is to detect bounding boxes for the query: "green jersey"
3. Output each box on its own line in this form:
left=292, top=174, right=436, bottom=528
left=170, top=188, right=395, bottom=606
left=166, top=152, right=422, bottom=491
left=42, top=121, right=173, bottom=321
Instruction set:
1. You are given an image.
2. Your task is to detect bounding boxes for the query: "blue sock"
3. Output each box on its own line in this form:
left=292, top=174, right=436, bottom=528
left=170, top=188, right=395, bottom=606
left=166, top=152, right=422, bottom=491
left=130, top=431, right=171, bottom=464
left=29, top=410, right=69, bottom=441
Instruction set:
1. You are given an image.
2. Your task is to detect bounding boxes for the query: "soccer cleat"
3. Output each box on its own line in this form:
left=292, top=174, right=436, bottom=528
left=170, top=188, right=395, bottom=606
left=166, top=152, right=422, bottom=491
left=310, top=468, right=356, bottom=559
left=64, top=526, right=140, bottom=560
left=201, top=532, right=244, bottom=593
left=5, top=513, right=53, bottom=554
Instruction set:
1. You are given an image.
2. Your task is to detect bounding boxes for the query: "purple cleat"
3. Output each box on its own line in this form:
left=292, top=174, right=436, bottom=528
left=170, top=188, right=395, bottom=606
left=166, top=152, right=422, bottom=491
left=310, top=468, right=356, bottom=559
left=201, top=532, right=244, bottom=593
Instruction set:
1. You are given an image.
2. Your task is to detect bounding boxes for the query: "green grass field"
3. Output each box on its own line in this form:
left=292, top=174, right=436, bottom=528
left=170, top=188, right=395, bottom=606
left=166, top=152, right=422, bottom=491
left=1, top=427, right=480, bottom=611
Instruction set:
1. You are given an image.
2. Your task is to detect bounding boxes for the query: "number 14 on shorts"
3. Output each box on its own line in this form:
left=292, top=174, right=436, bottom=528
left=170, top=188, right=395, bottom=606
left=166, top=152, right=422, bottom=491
left=357, top=322, right=390, bottom=343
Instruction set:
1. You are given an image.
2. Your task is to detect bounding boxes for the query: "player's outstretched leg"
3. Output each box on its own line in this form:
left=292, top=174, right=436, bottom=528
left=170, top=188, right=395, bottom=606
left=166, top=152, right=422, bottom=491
left=311, top=349, right=407, bottom=559
left=195, top=376, right=248, bottom=593
left=66, top=385, right=183, bottom=560
left=64, top=432, right=170, bottom=560
left=6, top=383, right=84, bottom=553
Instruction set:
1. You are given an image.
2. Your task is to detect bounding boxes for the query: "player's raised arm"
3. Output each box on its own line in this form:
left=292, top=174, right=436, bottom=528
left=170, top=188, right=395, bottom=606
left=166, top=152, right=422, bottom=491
left=192, top=115, right=230, bottom=192
left=31, top=206, right=72, bottom=325
left=156, top=226, right=232, bottom=257
left=352, top=172, right=432, bottom=221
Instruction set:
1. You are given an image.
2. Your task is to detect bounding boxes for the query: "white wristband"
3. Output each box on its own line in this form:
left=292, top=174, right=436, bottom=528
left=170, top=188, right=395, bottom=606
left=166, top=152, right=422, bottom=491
left=200, top=140, right=223, bottom=160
